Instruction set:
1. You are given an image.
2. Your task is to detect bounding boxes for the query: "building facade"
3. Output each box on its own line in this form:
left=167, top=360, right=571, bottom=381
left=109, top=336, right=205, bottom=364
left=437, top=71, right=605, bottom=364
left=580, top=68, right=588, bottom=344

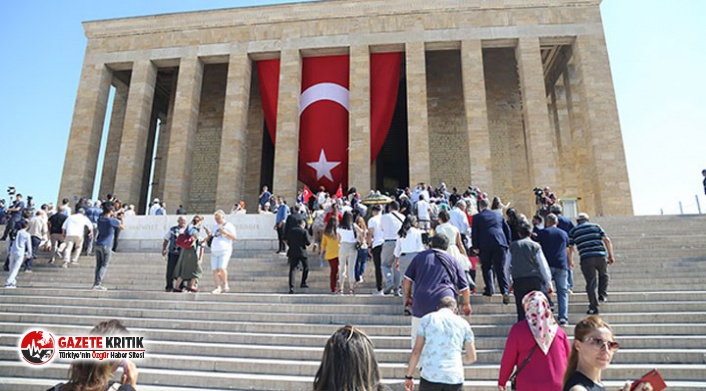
left=58, top=0, right=633, bottom=216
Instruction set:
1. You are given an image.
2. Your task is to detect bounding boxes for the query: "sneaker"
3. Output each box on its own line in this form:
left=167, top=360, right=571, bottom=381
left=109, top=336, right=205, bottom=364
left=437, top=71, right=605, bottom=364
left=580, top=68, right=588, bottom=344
left=587, top=308, right=599, bottom=315
left=373, top=290, right=385, bottom=296
left=403, top=307, right=412, bottom=316
left=300, top=284, right=309, bottom=289
left=92, top=285, right=107, bottom=291
left=223, top=285, right=230, bottom=293
left=383, top=287, right=393, bottom=295
left=211, top=287, right=222, bottom=294
left=61, top=263, right=69, bottom=269
left=4, top=284, right=16, bottom=289
left=599, top=295, right=608, bottom=302
left=394, top=289, right=401, bottom=297
left=567, top=289, right=574, bottom=295
left=502, top=294, right=511, bottom=305
left=49, top=258, right=55, bottom=265
left=24, top=270, right=33, bottom=273
left=559, top=319, right=569, bottom=326
left=288, top=289, right=294, bottom=294
left=70, top=261, right=79, bottom=265
left=482, top=291, right=493, bottom=297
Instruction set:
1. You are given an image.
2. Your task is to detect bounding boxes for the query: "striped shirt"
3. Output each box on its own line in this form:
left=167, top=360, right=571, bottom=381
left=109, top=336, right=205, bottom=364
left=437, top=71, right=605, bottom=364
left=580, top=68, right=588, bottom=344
left=569, top=222, right=607, bottom=260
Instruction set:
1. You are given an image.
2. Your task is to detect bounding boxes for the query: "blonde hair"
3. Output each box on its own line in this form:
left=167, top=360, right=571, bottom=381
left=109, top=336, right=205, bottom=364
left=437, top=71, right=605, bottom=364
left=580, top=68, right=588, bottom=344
left=214, top=210, right=226, bottom=219
left=563, top=315, right=613, bottom=387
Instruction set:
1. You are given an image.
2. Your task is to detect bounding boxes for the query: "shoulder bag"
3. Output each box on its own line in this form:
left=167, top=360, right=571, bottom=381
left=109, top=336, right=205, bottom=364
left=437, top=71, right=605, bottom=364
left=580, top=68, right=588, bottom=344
left=509, top=344, right=538, bottom=390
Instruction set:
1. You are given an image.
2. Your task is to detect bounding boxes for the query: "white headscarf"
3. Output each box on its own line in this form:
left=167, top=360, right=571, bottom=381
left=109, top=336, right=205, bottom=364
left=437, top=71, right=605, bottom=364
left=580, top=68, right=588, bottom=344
left=522, top=291, right=559, bottom=355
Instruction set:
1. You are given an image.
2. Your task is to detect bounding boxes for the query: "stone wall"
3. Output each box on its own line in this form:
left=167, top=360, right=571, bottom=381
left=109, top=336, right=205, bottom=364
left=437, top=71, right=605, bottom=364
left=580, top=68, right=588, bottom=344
left=426, top=50, right=470, bottom=189
left=188, top=64, right=227, bottom=213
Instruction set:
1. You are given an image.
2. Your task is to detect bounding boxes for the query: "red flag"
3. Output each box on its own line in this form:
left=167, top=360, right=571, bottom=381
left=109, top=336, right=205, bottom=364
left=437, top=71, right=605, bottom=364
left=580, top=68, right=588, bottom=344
left=334, top=184, right=343, bottom=200
left=302, top=186, right=313, bottom=204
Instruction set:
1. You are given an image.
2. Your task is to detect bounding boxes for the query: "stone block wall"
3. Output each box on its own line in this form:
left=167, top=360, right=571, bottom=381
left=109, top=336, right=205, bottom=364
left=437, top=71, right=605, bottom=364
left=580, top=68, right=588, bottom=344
left=188, top=64, right=227, bottom=213
left=425, top=50, right=470, bottom=189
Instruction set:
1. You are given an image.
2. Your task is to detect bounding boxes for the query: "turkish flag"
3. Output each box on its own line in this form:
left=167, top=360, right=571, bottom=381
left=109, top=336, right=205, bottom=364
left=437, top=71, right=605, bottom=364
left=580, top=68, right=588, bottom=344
left=302, top=185, right=313, bottom=204
left=334, top=184, right=343, bottom=200
left=299, top=55, right=350, bottom=194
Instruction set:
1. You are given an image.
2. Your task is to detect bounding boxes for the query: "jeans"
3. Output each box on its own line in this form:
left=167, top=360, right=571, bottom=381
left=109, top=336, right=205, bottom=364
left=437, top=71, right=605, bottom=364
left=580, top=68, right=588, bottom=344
left=580, top=256, right=609, bottom=311
left=86, top=223, right=98, bottom=255
left=338, top=242, right=358, bottom=288
left=550, top=267, right=569, bottom=321
left=24, top=236, right=41, bottom=270
left=327, top=258, right=339, bottom=292
left=288, top=256, right=309, bottom=290
left=568, top=269, right=574, bottom=290
left=480, top=246, right=509, bottom=295
left=371, top=245, right=383, bottom=291
left=354, top=248, right=369, bottom=283
left=94, top=244, right=112, bottom=286
left=6, top=253, right=24, bottom=286
left=381, top=241, right=399, bottom=291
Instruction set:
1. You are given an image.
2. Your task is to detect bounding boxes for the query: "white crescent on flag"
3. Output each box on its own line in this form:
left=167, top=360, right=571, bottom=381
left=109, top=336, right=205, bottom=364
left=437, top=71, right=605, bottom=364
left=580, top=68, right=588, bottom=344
left=299, top=82, right=350, bottom=115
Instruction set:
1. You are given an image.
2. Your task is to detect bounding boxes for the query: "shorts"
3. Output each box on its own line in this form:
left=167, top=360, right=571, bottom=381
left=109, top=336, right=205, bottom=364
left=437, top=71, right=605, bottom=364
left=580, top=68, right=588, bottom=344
left=210, top=249, right=232, bottom=270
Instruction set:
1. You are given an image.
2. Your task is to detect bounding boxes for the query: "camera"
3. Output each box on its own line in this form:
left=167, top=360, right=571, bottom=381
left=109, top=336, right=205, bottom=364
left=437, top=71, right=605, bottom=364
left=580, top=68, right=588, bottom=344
left=7, top=186, right=15, bottom=196
left=533, top=187, right=545, bottom=204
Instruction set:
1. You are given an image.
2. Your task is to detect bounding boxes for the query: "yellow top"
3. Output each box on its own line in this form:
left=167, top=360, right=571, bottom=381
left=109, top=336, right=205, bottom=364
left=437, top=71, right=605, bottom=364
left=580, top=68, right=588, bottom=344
left=321, top=234, right=340, bottom=260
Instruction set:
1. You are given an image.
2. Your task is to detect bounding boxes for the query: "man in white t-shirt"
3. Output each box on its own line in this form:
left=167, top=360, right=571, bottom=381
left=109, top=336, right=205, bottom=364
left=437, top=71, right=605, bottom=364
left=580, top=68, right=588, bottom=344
left=415, top=194, right=431, bottom=232
left=61, top=209, right=93, bottom=267
left=380, top=201, right=405, bottom=296
left=366, top=205, right=386, bottom=295
left=148, top=198, right=161, bottom=215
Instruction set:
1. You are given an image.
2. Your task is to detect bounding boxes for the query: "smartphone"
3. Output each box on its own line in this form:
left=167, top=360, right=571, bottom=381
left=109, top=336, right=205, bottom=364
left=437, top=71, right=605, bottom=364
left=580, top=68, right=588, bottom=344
left=630, top=369, right=666, bottom=391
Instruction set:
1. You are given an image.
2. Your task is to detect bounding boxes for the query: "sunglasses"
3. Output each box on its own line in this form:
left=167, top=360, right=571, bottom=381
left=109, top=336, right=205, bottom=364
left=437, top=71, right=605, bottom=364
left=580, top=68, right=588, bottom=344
left=583, top=337, right=620, bottom=351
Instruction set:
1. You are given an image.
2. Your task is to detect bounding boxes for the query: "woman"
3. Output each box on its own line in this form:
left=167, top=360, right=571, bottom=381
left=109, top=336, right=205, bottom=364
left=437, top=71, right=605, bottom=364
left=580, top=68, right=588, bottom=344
left=435, top=210, right=473, bottom=288
left=173, top=215, right=206, bottom=293
left=311, top=204, right=326, bottom=253
left=564, top=316, right=653, bottom=391
left=491, top=196, right=509, bottom=216
left=498, top=291, right=571, bottom=391
left=506, top=207, right=522, bottom=242
left=320, top=218, right=340, bottom=293
left=205, top=210, right=236, bottom=294
left=337, top=211, right=363, bottom=295
left=49, top=320, right=138, bottom=391
left=313, top=325, right=389, bottom=391
left=353, top=211, right=369, bottom=284
left=394, top=215, right=425, bottom=314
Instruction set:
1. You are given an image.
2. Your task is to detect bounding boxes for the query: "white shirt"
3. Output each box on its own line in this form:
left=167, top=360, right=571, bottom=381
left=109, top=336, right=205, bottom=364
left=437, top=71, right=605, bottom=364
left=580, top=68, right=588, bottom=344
left=124, top=210, right=136, bottom=217
left=449, top=208, right=470, bottom=236
left=62, top=214, right=92, bottom=237
left=416, top=200, right=430, bottom=221
left=394, top=228, right=425, bottom=257
left=148, top=203, right=161, bottom=215
left=211, top=222, right=236, bottom=253
left=367, top=214, right=385, bottom=248
left=380, top=211, right=405, bottom=241
left=338, top=227, right=357, bottom=244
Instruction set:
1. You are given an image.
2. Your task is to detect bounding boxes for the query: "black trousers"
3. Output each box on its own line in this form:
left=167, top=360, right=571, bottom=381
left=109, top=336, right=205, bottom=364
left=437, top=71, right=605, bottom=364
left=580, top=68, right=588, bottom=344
left=166, top=253, right=180, bottom=290
left=581, top=256, right=610, bottom=311
left=277, top=225, right=287, bottom=252
left=420, top=377, right=463, bottom=391
left=372, top=245, right=383, bottom=291
left=480, top=245, right=509, bottom=295
left=288, top=257, right=309, bottom=289
left=513, top=276, right=546, bottom=322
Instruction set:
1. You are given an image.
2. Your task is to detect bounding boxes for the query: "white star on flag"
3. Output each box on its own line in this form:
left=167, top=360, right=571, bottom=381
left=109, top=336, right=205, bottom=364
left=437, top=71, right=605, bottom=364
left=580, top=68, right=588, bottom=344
left=307, top=149, right=341, bottom=182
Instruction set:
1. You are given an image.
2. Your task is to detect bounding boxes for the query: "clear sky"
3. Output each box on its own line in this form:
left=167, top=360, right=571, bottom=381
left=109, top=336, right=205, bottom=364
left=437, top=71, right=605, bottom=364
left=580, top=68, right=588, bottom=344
left=0, top=0, right=703, bottom=215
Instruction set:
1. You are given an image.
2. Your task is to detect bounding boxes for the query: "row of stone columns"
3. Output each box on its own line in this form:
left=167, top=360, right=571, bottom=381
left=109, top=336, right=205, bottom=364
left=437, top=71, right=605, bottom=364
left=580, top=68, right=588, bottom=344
left=59, top=33, right=631, bottom=215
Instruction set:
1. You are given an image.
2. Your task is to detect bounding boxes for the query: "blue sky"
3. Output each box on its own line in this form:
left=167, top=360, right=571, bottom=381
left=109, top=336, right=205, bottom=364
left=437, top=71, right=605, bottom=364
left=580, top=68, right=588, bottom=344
left=0, top=1, right=704, bottom=215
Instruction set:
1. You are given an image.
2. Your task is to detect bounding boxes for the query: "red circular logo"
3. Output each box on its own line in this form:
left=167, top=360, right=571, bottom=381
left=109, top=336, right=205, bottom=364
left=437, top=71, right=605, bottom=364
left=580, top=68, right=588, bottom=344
left=19, top=330, right=56, bottom=365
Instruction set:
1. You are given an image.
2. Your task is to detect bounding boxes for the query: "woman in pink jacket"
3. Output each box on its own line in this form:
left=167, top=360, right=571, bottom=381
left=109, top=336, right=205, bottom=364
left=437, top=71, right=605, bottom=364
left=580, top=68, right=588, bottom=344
left=498, top=291, right=571, bottom=391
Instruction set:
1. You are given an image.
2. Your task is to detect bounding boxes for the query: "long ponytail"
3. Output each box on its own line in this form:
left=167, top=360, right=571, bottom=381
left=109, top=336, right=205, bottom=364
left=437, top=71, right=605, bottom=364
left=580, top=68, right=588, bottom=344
left=563, top=315, right=612, bottom=387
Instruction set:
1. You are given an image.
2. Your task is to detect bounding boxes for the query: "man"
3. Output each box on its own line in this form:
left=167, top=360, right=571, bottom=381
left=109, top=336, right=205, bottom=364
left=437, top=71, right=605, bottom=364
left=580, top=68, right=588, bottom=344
left=175, top=205, right=186, bottom=215
left=449, top=200, right=470, bottom=247
left=61, top=209, right=93, bottom=268
left=380, top=201, right=406, bottom=296
left=4, top=219, right=31, bottom=289
left=366, top=205, right=385, bottom=295
left=403, top=235, right=471, bottom=348
left=85, top=201, right=102, bottom=256
left=259, top=185, right=272, bottom=212
left=471, top=198, right=512, bottom=304
left=274, top=197, right=290, bottom=254
left=286, top=219, right=311, bottom=294
left=1, top=194, right=25, bottom=241
left=551, top=204, right=575, bottom=292
left=148, top=198, right=161, bottom=215
left=505, top=216, right=552, bottom=321
left=404, top=297, right=476, bottom=391
left=59, top=198, right=72, bottom=216
left=536, top=213, right=571, bottom=325
left=93, top=203, right=124, bottom=290
left=47, top=208, right=68, bottom=264
left=399, top=193, right=412, bottom=216
left=25, top=210, right=48, bottom=272
left=415, top=194, right=431, bottom=232
left=155, top=202, right=167, bottom=215
left=569, top=213, right=615, bottom=315
left=702, top=169, right=706, bottom=195
left=162, top=216, right=187, bottom=292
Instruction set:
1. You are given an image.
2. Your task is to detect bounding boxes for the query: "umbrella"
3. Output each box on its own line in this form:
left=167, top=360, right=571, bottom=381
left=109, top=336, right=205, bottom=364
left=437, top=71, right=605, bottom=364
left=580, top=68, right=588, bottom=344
left=361, top=192, right=393, bottom=205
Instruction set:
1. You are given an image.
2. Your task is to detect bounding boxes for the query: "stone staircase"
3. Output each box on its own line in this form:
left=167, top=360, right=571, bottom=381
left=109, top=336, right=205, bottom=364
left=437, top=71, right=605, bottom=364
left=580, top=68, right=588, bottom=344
left=0, top=215, right=705, bottom=390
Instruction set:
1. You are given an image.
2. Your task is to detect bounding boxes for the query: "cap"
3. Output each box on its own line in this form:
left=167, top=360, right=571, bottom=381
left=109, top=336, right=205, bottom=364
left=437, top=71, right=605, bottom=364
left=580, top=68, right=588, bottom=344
left=153, top=198, right=160, bottom=203
left=577, top=213, right=590, bottom=221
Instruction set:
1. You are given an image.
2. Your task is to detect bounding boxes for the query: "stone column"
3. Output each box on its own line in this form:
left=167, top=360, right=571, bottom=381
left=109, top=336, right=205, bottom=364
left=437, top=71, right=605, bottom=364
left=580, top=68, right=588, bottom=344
left=99, top=78, right=128, bottom=198
left=113, top=60, right=158, bottom=209
left=272, top=48, right=302, bottom=201
left=461, top=40, right=493, bottom=194
left=554, top=79, right=580, bottom=198
left=572, top=34, right=633, bottom=216
left=243, top=81, right=265, bottom=214
left=58, top=62, right=111, bottom=201
left=151, top=73, right=178, bottom=203
left=516, top=37, right=558, bottom=189
left=216, top=52, right=252, bottom=210
left=405, top=41, right=431, bottom=186
left=163, top=56, right=204, bottom=212
left=348, top=45, right=371, bottom=193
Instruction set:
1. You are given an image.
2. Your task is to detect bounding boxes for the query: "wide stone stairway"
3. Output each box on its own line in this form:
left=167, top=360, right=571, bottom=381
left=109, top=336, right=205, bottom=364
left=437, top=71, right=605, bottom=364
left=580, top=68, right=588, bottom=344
left=1, top=215, right=705, bottom=390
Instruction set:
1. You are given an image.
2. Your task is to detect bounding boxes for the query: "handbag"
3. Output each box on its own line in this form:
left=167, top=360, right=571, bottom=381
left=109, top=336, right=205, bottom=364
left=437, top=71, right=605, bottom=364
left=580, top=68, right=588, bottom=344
left=509, top=344, right=538, bottom=390
left=176, top=233, right=195, bottom=249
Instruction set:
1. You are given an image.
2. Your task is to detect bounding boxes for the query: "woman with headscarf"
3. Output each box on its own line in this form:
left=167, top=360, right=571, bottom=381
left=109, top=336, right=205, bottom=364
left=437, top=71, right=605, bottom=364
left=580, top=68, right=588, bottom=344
left=173, top=215, right=206, bottom=292
left=498, top=291, right=571, bottom=391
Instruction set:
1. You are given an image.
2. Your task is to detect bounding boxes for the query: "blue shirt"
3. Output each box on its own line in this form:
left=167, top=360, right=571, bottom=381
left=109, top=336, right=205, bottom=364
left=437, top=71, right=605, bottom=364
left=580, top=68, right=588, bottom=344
left=557, top=215, right=575, bottom=235
left=96, top=216, right=121, bottom=246
left=536, top=226, right=570, bottom=269
left=9, top=200, right=25, bottom=221
left=275, top=203, right=290, bottom=224
left=417, top=308, right=474, bottom=385
left=569, top=222, right=607, bottom=260
left=10, top=230, right=32, bottom=258
left=259, top=191, right=272, bottom=208
left=404, top=249, right=469, bottom=318
left=85, top=206, right=102, bottom=224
